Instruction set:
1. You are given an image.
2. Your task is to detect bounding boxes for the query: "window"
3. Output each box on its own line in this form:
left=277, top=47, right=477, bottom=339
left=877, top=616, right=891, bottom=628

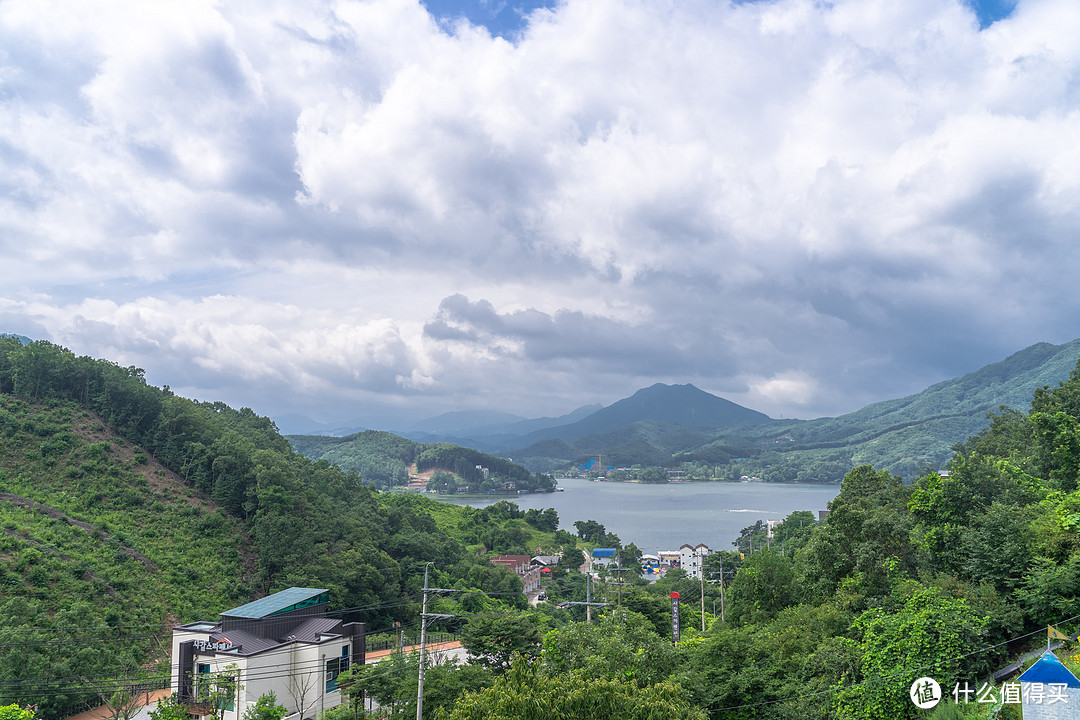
left=325, top=658, right=341, bottom=693
left=196, top=664, right=210, bottom=698
left=196, top=663, right=236, bottom=711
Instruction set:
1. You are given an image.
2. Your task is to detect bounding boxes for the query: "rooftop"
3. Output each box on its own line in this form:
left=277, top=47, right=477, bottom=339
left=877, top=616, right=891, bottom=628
left=222, top=587, right=330, bottom=620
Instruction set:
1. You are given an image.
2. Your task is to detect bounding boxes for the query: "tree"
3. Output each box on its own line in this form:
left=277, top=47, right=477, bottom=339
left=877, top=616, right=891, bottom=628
left=96, top=669, right=163, bottom=720
left=195, top=664, right=242, bottom=720
left=638, top=467, right=669, bottom=484
left=616, top=543, right=643, bottom=572
left=338, top=653, right=493, bottom=720
left=541, top=611, right=682, bottom=688
left=574, top=519, right=608, bottom=544
left=0, top=706, right=34, bottom=720
left=445, top=655, right=706, bottom=720
left=833, top=583, right=987, bottom=720
left=524, top=508, right=559, bottom=532
left=147, top=697, right=191, bottom=720
left=460, top=613, right=544, bottom=672
left=727, top=549, right=797, bottom=625
left=241, top=692, right=287, bottom=720
left=287, top=667, right=319, bottom=720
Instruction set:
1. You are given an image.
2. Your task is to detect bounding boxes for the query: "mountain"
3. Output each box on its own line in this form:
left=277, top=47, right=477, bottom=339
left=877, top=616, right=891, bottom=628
left=405, top=409, right=529, bottom=435
left=394, top=403, right=604, bottom=447
left=495, top=340, right=1080, bottom=480
left=508, top=383, right=770, bottom=448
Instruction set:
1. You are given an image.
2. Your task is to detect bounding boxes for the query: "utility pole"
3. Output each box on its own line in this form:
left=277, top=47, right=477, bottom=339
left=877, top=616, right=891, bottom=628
left=415, top=564, right=455, bottom=720
left=718, top=560, right=726, bottom=624
left=700, top=565, right=706, bottom=632
left=416, top=562, right=432, bottom=720
left=562, top=572, right=608, bottom=621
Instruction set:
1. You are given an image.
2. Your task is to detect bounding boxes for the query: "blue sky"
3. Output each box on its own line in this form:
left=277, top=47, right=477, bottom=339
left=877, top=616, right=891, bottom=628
left=422, top=0, right=1019, bottom=37
left=1, top=0, right=1078, bottom=431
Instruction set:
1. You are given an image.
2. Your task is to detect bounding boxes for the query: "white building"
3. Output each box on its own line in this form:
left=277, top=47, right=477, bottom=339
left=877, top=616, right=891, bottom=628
left=679, top=543, right=711, bottom=579
left=171, top=587, right=362, bottom=719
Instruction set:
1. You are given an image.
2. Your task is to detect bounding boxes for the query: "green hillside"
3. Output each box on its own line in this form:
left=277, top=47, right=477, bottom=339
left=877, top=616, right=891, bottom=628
left=731, top=338, right=1080, bottom=481
left=10, top=337, right=1080, bottom=720
left=0, top=396, right=251, bottom=716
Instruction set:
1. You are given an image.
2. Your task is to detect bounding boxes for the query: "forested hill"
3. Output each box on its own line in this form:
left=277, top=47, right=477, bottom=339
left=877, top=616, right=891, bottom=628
left=286, top=430, right=555, bottom=492
left=0, top=338, right=566, bottom=717
left=721, top=337, right=1080, bottom=481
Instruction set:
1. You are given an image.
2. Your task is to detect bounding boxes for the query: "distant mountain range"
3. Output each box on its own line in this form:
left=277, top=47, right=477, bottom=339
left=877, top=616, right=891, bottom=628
left=287, top=338, right=1080, bottom=483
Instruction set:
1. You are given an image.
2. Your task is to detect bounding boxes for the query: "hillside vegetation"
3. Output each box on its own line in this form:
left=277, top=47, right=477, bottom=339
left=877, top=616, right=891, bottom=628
left=9, top=336, right=1080, bottom=720
left=0, top=338, right=570, bottom=717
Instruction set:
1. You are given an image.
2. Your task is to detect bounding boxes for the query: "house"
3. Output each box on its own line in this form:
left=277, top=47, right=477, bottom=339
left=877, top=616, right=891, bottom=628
left=679, top=544, right=711, bottom=579
left=589, top=548, right=617, bottom=572
left=490, top=555, right=541, bottom=593
left=170, top=587, right=363, bottom=718
left=531, top=555, right=561, bottom=568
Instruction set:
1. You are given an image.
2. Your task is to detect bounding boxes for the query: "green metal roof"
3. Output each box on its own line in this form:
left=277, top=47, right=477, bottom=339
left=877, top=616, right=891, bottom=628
left=222, top=587, right=329, bottom=619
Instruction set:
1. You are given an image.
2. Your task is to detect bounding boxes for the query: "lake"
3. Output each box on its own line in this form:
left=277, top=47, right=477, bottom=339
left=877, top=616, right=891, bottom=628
left=437, top=478, right=840, bottom=554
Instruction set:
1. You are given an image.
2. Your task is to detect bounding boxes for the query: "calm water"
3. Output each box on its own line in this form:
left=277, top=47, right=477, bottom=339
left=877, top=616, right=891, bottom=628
left=438, top=479, right=840, bottom=554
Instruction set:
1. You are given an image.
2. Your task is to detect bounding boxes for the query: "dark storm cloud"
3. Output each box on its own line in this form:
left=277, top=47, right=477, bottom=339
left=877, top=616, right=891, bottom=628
left=424, top=293, right=738, bottom=377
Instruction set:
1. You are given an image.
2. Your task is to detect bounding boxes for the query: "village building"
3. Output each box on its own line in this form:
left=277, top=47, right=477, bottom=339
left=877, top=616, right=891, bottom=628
left=490, top=554, right=541, bottom=593
left=679, top=543, right=711, bottom=579
left=657, top=550, right=680, bottom=568
left=589, top=548, right=617, bottom=572
left=170, top=587, right=363, bottom=719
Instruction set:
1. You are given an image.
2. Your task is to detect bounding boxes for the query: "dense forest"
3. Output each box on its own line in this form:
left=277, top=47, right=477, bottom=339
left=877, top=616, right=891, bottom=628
left=6, top=336, right=1080, bottom=719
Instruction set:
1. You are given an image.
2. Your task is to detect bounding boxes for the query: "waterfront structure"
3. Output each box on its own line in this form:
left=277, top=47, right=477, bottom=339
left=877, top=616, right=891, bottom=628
left=170, top=587, right=363, bottom=718
left=657, top=551, right=680, bottom=568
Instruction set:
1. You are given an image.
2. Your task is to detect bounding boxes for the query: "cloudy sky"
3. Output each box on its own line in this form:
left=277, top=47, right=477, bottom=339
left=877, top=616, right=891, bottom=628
left=2, top=0, right=1078, bottom=431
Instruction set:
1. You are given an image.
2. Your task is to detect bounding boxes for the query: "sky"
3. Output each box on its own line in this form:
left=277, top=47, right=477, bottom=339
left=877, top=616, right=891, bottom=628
left=2, top=0, right=1078, bottom=432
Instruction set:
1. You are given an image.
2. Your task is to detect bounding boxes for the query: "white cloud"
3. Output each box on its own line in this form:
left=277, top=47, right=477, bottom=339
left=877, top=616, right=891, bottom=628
left=2, top=0, right=1080, bottom=424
